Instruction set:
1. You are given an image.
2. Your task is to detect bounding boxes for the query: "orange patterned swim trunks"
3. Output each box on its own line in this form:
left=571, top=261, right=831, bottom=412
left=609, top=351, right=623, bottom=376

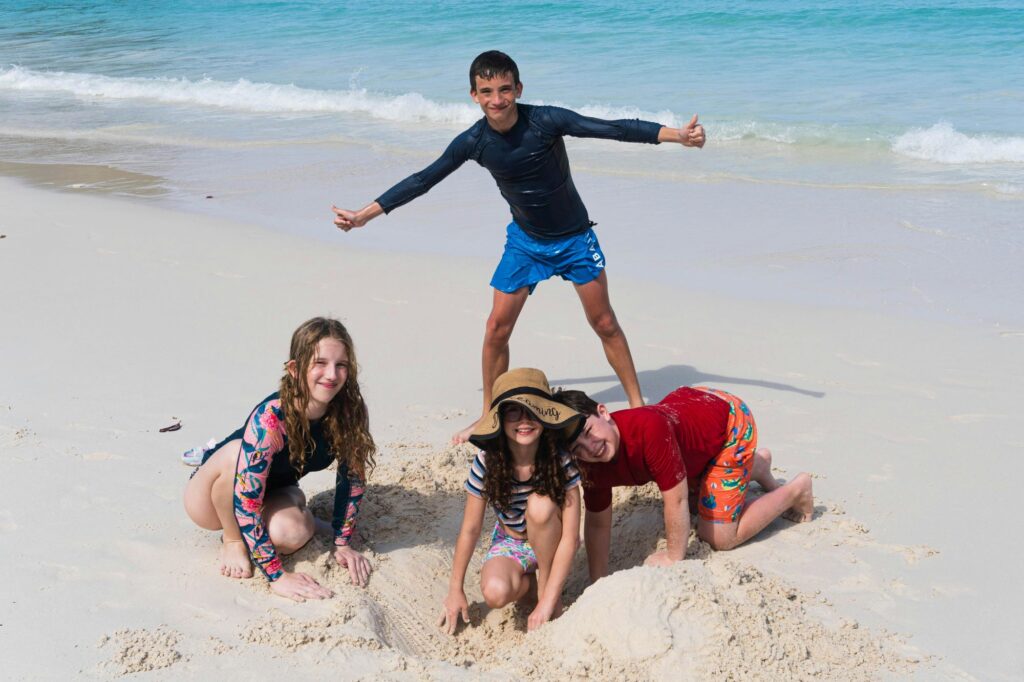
left=693, top=387, right=758, bottom=524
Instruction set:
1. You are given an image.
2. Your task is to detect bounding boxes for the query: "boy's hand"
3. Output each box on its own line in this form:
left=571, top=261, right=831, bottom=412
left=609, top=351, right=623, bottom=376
left=332, top=206, right=364, bottom=231
left=679, top=114, right=705, bottom=148
left=643, top=549, right=681, bottom=567
left=332, top=202, right=382, bottom=232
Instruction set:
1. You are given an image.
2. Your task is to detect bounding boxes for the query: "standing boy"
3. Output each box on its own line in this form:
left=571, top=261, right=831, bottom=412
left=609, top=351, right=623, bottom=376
left=332, top=51, right=705, bottom=442
left=554, top=386, right=814, bottom=582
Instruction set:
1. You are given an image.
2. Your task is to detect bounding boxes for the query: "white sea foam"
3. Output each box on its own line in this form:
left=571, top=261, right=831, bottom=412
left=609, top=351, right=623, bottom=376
left=0, top=66, right=698, bottom=131
left=0, top=65, right=479, bottom=126
left=893, top=122, right=1024, bottom=165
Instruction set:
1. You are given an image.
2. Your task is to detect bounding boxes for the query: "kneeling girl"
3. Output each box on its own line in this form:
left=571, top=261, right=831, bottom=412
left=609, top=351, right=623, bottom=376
left=183, top=317, right=375, bottom=601
left=439, top=368, right=584, bottom=633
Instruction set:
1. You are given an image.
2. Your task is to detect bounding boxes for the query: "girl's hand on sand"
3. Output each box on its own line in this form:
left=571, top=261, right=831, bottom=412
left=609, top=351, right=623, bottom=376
left=437, top=590, right=470, bottom=635
left=680, top=114, right=705, bottom=148
left=332, top=545, right=372, bottom=587
left=527, top=600, right=556, bottom=632
left=270, top=571, right=334, bottom=602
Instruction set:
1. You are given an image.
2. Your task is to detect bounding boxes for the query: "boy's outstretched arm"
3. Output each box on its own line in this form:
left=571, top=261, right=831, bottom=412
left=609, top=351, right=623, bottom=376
left=332, top=201, right=384, bottom=232
left=657, top=114, right=706, bottom=148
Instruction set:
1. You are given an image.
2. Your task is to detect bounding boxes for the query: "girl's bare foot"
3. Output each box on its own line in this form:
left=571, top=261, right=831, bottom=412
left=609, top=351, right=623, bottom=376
left=781, top=473, right=814, bottom=523
left=219, top=539, right=254, bottom=579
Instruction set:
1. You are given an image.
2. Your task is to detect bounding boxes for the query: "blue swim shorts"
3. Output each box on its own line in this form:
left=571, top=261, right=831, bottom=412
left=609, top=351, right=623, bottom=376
left=490, top=222, right=606, bottom=294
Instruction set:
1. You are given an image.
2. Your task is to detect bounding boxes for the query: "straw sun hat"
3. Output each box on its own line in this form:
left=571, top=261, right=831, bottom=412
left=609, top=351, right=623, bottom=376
left=468, top=368, right=584, bottom=449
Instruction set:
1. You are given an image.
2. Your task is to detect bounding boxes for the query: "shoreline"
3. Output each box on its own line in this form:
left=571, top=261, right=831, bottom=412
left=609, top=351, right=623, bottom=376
left=1, top=177, right=1022, bottom=678
left=2, top=152, right=1021, bottom=332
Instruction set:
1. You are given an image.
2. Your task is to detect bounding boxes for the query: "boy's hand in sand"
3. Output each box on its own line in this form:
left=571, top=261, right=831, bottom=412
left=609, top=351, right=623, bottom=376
left=643, top=550, right=679, bottom=568
left=332, top=202, right=383, bottom=232
left=333, top=545, right=372, bottom=587
left=658, top=114, right=705, bottom=148
left=438, top=589, right=470, bottom=635
left=269, top=570, right=334, bottom=602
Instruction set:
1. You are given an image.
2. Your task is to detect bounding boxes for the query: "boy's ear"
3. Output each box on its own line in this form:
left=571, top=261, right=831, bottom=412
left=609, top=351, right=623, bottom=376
left=285, top=359, right=298, bottom=379
left=596, top=404, right=612, bottom=421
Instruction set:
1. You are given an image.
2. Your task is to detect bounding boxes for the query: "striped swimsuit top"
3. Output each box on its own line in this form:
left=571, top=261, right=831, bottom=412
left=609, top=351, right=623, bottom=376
left=464, top=449, right=581, bottom=533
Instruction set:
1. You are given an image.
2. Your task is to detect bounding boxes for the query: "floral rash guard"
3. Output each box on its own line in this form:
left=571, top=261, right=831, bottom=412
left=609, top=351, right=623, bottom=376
left=229, top=394, right=364, bottom=581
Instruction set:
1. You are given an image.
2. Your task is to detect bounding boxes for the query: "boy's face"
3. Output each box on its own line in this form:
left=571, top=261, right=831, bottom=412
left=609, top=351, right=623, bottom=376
left=471, top=73, right=522, bottom=130
left=568, top=407, right=619, bottom=464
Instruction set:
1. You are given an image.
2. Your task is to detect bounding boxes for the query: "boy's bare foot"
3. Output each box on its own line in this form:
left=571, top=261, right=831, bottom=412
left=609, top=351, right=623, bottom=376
left=781, top=473, right=814, bottom=523
left=219, top=539, right=254, bottom=579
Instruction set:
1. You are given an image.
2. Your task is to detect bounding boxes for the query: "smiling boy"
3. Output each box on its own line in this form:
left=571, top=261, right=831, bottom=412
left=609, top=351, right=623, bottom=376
left=332, top=51, right=705, bottom=442
left=553, top=386, right=814, bottom=581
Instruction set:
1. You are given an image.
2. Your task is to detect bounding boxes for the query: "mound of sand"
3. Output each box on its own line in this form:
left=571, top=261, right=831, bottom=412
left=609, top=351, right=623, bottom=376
left=220, top=445, right=922, bottom=679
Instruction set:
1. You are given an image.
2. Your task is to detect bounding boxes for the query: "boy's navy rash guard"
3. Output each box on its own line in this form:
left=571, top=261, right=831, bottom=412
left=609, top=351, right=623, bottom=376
left=375, top=104, right=663, bottom=240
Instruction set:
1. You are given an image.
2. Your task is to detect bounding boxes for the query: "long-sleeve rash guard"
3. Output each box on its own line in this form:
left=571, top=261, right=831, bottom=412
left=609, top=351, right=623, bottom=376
left=205, top=393, right=364, bottom=581
left=375, top=104, right=663, bottom=240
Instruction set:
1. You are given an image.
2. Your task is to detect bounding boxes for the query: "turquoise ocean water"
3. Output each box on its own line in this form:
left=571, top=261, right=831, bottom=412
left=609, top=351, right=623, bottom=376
left=2, top=0, right=1022, bottom=191
left=1, top=1, right=1022, bottom=325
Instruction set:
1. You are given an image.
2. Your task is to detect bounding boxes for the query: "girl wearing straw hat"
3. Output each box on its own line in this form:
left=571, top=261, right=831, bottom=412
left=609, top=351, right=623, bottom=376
left=438, top=368, right=584, bottom=634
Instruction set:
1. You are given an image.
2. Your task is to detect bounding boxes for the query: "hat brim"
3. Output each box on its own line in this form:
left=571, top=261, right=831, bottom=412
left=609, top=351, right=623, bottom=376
left=468, top=394, right=583, bottom=450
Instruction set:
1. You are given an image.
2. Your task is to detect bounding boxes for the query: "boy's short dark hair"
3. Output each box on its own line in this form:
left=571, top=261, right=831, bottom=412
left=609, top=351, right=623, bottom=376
left=552, top=388, right=599, bottom=417
left=469, top=50, right=520, bottom=90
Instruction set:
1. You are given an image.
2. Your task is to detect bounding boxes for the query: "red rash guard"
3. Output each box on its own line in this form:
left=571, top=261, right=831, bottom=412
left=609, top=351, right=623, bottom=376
left=580, top=387, right=731, bottom=512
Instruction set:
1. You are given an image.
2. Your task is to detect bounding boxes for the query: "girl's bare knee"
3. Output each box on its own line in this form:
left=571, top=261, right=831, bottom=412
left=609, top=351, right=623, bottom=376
left=481, top=574, right=515, bottom=608
left=525, top=494, right=558, bottom=526
left=269, top=510, right=314, bottom=554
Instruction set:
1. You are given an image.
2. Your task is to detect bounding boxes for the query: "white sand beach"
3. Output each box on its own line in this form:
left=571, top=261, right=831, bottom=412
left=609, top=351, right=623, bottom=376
left=1, top=173, right=1022, bottom=680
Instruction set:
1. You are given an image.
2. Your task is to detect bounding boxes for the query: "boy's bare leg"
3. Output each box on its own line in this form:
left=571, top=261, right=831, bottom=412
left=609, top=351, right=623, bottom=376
left=751, top=448, right=781, bottom=492
left=183, top=440, right=253, bottom=578
left=452, top=287, right=530, bottom=444
left=696, top=473, right=814, bottom=551
left=574, top=272, right=644, bottom=408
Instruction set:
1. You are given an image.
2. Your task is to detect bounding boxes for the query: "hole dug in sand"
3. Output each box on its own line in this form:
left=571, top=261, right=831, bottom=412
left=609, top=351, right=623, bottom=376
left=243, top=447, right=921, bottom=679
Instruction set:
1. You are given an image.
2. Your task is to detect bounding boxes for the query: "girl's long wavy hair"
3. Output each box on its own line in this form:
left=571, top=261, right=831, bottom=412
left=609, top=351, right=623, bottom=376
left=482, top=414, right=566, bottom=513
left=279, top=317, right=376, bottom=479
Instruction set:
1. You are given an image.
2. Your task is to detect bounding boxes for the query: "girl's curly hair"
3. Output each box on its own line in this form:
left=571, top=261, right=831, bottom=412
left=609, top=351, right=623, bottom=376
left=482, top=417, right=567, bottom=513
left=278, top=317, right=376, bottom=480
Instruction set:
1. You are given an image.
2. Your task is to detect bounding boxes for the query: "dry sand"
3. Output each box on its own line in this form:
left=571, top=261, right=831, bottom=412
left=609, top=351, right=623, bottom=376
left=1, top=177, right=1021, bottom=679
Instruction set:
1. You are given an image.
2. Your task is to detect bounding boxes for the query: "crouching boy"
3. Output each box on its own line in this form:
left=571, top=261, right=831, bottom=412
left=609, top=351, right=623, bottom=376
left=553, top=386, right=813, bottom=581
